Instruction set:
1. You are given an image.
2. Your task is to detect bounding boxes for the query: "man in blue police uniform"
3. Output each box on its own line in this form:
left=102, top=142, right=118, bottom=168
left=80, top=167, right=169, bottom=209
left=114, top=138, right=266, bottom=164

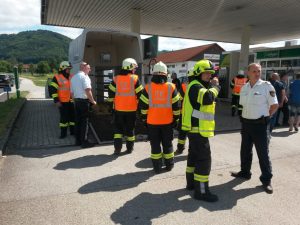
left=231, top=63, right=278, bottom=194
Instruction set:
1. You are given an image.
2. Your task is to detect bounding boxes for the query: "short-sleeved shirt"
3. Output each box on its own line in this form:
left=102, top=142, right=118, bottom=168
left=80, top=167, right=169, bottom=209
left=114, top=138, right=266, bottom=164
left=239, top=79, right=278, bottom=119
left=70, top=71, right=91, bottom=99
left=270, top=80, right=284, bottom=103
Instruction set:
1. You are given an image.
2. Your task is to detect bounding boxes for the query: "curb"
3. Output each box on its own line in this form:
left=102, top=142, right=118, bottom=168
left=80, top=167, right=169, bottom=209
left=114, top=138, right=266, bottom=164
left=0, top=98, right=27, bottom=157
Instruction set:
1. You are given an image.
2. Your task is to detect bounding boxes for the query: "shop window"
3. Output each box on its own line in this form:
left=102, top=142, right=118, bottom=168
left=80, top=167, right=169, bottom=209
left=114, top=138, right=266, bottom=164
left=267, top=60, right=280, bottom=67
left=292, top=59, right=300, bottom=67
left=260, top=61, right=267, bottom=68
left=281, top=60, right=292, bottom=67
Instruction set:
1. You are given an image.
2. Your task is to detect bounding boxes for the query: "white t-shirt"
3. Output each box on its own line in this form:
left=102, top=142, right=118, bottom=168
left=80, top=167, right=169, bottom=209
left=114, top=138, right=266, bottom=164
left=70, top=71, right=91, bottom=99
left=239, top=79, right=278, bottom=119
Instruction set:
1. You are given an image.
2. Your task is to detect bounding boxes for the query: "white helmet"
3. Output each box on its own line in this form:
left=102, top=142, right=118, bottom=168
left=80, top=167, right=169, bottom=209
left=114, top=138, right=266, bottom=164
left=238, top=69, right=244, bottom=75
left=122, top=58, right=138, bottom=70
left=153, top=61, right=167, bottom=75
left=59, top=61, right=72, bottom=71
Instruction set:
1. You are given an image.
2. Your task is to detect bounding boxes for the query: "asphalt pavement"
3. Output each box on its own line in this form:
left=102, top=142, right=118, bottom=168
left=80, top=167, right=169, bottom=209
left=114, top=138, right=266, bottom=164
left=0, top=78, right=299, bottom=225
left=1, top=129, right=299, bottom=225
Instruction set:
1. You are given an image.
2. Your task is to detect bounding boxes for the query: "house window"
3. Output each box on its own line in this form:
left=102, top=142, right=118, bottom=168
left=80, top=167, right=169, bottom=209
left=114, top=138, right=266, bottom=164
left=182, top=64, right=186, bottom=67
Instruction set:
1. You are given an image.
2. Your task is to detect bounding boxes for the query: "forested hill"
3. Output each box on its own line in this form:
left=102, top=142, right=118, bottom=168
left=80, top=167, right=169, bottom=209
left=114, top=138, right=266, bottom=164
left=0, top=30, right=71, bottom=64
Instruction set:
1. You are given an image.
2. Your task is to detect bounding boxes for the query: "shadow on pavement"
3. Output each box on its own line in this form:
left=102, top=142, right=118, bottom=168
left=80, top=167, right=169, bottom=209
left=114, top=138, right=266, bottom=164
left=110, top=178, right=263, bottom=225
left=78, top=170, right=166, bottom=194
left=8, top=146, right=82, bottom=158
left=54, top=154, right=117, bottom=170
left=135, top=155, right=187, bottom=169
left=271, top=130, right=296, bottom=137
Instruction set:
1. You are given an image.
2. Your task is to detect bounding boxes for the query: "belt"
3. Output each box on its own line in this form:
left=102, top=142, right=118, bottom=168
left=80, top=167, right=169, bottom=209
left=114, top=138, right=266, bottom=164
left=242, top=116, right=270, bottom=124
left=74, top=98, right=88, bottom=102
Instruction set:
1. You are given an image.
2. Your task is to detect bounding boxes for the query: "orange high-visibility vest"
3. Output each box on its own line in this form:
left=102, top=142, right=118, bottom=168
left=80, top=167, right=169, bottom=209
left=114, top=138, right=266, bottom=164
left=55, top=74, right=71, bottom=102
left=146, top=82, right=175, bottom=125
left=182, top=83, right=187, bottom=94
left=233, top=77, right=247, bottom=94
left=114, top=74, right=138, bottom=111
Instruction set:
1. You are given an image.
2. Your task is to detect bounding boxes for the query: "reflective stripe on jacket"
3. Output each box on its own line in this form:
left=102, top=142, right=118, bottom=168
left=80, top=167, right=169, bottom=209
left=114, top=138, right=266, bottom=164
left=54, top=74, right=71, bottom=102
left=146, top=82, right=175, bottom=125
left=114, top=74, right=138, bottom=111
left=181, top=79, right=218, bottom=137
left=233, top=77, right=247, bottom=95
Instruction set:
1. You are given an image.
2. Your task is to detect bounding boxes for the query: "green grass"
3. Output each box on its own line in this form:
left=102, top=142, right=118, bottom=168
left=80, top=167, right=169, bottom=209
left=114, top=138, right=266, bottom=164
left=0, top=91, right=29, bottom=137
left=20, top=73, right=54, bottom=87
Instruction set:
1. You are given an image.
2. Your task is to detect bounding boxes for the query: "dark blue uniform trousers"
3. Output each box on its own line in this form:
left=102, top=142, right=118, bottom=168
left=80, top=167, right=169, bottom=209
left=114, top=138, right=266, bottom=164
left=240, top=120, right=273, bottom=185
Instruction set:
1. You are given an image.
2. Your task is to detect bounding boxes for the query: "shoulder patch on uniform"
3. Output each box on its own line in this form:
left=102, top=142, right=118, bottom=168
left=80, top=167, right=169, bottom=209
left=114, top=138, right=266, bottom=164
left=269, top=91, right=275, bottom=97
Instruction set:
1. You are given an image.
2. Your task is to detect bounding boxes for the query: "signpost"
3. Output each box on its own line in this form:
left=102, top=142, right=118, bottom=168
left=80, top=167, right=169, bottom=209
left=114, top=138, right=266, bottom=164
left=143, top=35, right=158, bottom=59
left=14, top=66, right=20, bottom=98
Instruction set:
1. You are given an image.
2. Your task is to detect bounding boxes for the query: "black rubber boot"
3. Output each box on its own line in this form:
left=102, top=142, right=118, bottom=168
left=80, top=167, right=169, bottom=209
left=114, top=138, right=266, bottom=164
left=152, top=158, right=163, bottom=174
left=69, top=125, right=75, bottom=135
left=231, top=107, right=236, bottom=117
left=194, top=181, right=218, bottom=202
left=186, top=172, right=194, bottom=190
left=165, top=157, right=174, bottom=171
left=60, top=127, right=67, bottom=139
left=114, top=138, right=122, bottom=155
left=175, top=144, right=185, bottom=155
left=126, top=141, right=134, bottom=154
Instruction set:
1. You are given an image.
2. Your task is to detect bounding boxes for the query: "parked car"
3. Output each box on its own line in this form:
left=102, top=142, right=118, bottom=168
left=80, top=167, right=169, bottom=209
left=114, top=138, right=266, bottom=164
left=0, top=74, right=12, bottom=87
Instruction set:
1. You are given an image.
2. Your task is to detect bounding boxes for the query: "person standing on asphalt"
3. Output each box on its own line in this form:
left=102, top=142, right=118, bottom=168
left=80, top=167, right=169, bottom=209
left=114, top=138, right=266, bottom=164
left=269, top=73, right=285, bottom=132
left=49, top=61, right=75, bottom=139
left=276, top=73, right=289, bottom=126
left=175, top=69, right=194, bottom=155
left=71, top=62, right=97, bottom=148
left=288, top=73, right=300, bottom=132
left=108, top=58, right=143, bottom=155
left=181, top=59, right=220, bottom=202
left=230, top=70, right=248, bottom=116
left=171, top=73, right=181, bottom=92
left=139, top=61, right=180, bottom=174
left=231, top=63, right=278, bottom=194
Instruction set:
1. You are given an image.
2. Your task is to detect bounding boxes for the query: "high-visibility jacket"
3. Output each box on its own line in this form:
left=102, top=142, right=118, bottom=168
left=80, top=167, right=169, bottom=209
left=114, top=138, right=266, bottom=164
left=181, top=80, right=218, bottom=137
left=146, top=82, right=176, bottom=125
left=114, top=74, right=139, bottom=111
left=54, top=74, right=71, bottom=102
left=232, top=77, right=247, bottom=95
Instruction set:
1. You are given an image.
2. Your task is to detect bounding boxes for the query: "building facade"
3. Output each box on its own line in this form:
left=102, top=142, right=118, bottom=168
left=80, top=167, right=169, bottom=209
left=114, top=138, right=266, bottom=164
left=156, top=43, right=224, bottom=78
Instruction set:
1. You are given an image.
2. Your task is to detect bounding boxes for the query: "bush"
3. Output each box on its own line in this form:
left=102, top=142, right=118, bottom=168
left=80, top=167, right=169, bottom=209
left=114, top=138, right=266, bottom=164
left=36, top=61, right=51, bottom=74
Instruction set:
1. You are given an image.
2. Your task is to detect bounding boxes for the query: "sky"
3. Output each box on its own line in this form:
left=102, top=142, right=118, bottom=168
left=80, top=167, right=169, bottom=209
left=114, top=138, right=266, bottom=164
left=0, top=0, right=298, bottom=52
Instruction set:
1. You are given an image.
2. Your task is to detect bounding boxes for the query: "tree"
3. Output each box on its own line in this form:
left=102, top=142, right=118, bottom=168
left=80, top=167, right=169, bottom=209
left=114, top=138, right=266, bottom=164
left=29, top=64, right=35, bottom=75
left=36, top=61, right=50, bottom=75
left=18, top=63, right=23, bottom=74
left=0, top=60, right=13, bottom=72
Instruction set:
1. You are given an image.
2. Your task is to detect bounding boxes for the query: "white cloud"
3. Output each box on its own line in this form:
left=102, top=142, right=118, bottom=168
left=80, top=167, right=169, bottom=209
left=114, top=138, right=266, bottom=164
left=0, top=0, right=40, bottom=30
left=0, top=0, right=82, bottom=39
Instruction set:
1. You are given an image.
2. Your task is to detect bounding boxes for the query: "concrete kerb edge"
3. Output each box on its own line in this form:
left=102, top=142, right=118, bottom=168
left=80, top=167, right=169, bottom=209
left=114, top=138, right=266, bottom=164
left=0, top=98, right=27, bottom=157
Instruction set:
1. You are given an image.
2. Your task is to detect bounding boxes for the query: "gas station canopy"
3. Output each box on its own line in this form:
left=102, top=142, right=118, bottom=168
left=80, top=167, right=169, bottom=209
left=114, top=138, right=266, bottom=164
left=41, top=0, right=300, bottom=44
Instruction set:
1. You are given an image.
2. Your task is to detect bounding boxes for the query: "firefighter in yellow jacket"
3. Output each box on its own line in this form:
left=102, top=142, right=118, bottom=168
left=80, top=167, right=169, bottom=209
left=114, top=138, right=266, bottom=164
left=108, top=58, right=143, bottom=155
left=182, top=59, right=220, bottom=202
left=49, top=61, right=75, bottom=138
left=139, top=61, right=181, bottom=173
left=175, top=69, right=194, bottom=155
